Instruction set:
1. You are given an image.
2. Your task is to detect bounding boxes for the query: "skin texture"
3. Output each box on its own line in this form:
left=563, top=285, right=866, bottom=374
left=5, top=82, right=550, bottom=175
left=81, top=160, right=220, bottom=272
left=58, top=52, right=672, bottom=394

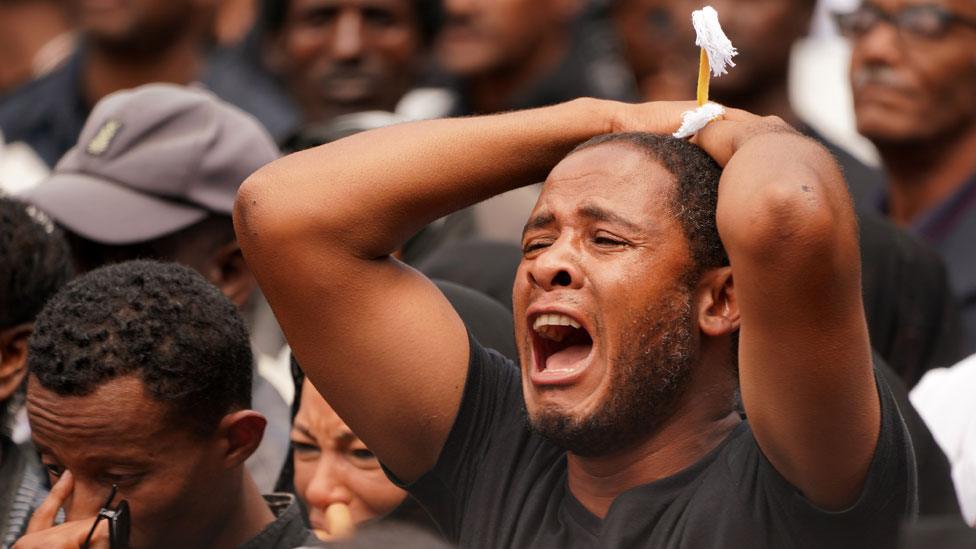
left=0, top=1, right=72, bottom=94
left=0, top=324, right=31, bottom=404
left=267, top=0, right=422, bottom=123
left=16, top=375, right=273, bottom=549
left=436, top=0, right=579, bottom=112
left=235, top=99, right=877, bottom=516
left=66, top=220, right=258, bottom=309
left=74, top=0, right=207, bottom=53
left=518, top=147, right=707, bottom=457
left=292, top=379, right=406, bottom=537
left=72, top=0, right=216, bottom=110
left=849, top=0, right=976, bottom=224
left=610, top=0, right=694, bottom=101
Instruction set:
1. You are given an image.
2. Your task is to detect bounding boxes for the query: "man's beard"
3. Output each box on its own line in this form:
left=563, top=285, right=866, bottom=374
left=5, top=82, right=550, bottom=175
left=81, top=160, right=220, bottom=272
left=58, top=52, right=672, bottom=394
left=527, top=289, right=696, bottom=458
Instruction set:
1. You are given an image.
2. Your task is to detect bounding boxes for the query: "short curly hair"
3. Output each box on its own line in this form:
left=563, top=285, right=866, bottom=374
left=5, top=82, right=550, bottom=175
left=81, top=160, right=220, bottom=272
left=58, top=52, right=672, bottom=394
left=571, top=133, right=727, bottom=276
left=0, top=196, right=73, bottom=329
left=27, top=260, right=252, bottom=435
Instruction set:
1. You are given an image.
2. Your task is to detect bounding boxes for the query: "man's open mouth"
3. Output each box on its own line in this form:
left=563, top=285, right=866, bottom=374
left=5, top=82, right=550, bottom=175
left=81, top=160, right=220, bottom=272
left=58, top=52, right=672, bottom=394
left=530, top=312, right=594, bottom=384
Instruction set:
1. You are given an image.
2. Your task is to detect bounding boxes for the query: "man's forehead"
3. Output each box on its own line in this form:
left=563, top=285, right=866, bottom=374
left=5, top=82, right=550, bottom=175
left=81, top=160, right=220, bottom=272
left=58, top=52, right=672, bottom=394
left=537, top=144, right=674, bottom=213
left=27, top=375, right=170, bottom=447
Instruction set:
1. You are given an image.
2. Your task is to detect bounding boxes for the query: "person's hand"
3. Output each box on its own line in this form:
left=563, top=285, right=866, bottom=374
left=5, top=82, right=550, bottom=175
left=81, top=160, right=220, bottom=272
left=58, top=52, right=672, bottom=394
left=608, top=100, right=800, bottom=167
left=12, top=471, right=109, bottom=549
left=312, top=503, right=355, bottom=541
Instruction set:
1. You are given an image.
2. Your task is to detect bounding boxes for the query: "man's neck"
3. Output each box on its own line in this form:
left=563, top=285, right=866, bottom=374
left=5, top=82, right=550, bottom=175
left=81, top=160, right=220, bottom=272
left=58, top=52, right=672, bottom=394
left=83, top=38, right=202, bottom=110
left=566, top=384, right=741, bottom=518
left=206, top=471, right=276, bottom=549
left=878, top=122, right=976, bottom=226
left=464, top=34, right=568, bottom=114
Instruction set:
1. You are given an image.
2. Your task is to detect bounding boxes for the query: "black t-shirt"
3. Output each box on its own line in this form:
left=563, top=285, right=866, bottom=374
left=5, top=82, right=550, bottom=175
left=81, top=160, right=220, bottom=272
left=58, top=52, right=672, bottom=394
left=391, top=338, right=917, bottom=548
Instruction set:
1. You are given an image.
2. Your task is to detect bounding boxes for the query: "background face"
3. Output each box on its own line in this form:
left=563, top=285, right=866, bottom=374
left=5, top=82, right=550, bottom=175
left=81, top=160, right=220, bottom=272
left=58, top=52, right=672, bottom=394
left=27, top=375, right=230, bottom=549
left=74, top=0, right=197, bottom=47
left=291, top=380, right=406, bottom=534
left=435, top=0, right=565, bottom=77
left=850, top=0, right=976, bottom=144
left=275, top=0, right=422, bottom=118
left=513, top=145, right=697, bottom=453
left=705, top=0, right=812, bottom=97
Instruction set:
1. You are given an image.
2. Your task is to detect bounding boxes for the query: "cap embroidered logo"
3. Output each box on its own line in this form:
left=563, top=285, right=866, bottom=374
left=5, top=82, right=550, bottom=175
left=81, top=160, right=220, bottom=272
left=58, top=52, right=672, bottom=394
left=86, top=120, right=123, bottom=156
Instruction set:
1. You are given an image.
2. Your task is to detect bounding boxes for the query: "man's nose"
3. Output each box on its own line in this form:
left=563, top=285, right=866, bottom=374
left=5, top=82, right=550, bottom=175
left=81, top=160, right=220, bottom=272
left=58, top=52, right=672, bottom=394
left=333, top=11, right=365, bottom=61
left=527, top=238, right=584, bottom=291
left=305, top=457, right=354, bottom=509
left=853, top=19, right=903, bottom=67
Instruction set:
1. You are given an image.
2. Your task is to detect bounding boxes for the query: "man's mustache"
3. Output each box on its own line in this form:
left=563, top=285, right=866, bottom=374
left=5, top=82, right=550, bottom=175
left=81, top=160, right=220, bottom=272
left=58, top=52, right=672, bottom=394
left=852, top=64, right=911, bottom=91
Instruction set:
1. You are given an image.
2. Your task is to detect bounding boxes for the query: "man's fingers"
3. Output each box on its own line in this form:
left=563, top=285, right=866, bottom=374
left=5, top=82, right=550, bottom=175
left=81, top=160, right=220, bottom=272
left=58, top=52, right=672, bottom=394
left=79, top=519, right=110, bottom=549
left=692, top=113, right=799, bottom=167
left=25, top=470, right=73, bottom=533
left=13, top=517, right=109, bottom=549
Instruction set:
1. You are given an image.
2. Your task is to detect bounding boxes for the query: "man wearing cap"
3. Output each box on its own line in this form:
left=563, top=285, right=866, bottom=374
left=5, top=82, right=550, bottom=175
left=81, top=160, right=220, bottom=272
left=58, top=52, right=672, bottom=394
left=22, top=83, right=292, bottom=493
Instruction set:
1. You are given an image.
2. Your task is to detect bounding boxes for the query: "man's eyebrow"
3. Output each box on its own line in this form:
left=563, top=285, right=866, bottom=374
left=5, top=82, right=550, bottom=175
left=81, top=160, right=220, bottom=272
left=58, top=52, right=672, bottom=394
left=578, top=204, right=644, bottom=233
left=292, top=423, right=315, bottom=440
left=522, top=212, right=555, bottom=238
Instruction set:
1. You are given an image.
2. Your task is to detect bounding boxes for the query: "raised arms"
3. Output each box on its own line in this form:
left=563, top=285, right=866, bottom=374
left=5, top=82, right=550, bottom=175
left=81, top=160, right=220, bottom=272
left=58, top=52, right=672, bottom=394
left=694, top=111, right=877, bottom=510
left=235, top=101, right=879, bottom=506
left=234, top=99, right=690, bottom=482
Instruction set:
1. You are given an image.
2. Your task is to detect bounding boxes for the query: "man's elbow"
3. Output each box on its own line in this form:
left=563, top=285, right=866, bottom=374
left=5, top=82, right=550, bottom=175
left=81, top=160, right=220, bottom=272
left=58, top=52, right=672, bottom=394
left=233, top=167, right=294, bottom=258
left=723, top=175, right=856, bottom=266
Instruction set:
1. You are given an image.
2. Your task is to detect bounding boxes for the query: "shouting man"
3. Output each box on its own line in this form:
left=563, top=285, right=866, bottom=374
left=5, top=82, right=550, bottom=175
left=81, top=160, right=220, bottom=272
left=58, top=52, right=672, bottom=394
left=235, top=99, right=916, bottom=547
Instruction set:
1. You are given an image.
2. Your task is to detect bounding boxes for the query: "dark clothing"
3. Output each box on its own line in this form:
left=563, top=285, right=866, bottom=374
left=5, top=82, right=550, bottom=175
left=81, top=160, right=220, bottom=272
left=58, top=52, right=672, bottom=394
left=434, top=279, right=517, bottom=361
left=804, top=127, right=966, bottom=385
left=0, top=436, right=47, bottom=548
left=899, top=515, right=976, bottom=549
left=858, top=212, right=966, bottom=386
left=239, top=494, right=320, bottom=549
left=878, top=173, right=976, bottom=357
left=205, top=42, right=302, bottom=145
left=392, top=337, right=916, bottom=549
left=875, top=356, right=960, bottom=516
left=0, top=45, right=285, bottom=167
left=419, top=240, right=522, bottom=312
left=0, top=50, right=87, bottom=167
left=442, top=23, right=638, bottom=116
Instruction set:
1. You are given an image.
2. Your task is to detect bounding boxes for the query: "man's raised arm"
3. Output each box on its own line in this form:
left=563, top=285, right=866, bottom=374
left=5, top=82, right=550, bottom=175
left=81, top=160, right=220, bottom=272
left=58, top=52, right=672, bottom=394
left=233, top=99, right=690, bottom=482
left=695, top=111, right=878, bottom=510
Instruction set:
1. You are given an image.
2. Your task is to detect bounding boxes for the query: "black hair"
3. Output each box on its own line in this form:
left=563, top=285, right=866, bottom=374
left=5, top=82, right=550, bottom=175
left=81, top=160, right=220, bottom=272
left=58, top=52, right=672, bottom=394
left=65, top=215, right=236, bottom=274
left=571, top=133, right=727, bottom=276
left=27, top=260, right=252, bottom=435
left=260, top=0, right=442, bottom=45
left=0, top=196, right=73, bottom=329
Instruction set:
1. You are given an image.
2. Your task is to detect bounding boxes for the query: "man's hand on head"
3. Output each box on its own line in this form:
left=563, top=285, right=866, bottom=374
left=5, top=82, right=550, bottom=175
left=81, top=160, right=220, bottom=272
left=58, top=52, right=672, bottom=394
left=13, top=471, right=109, bottom=549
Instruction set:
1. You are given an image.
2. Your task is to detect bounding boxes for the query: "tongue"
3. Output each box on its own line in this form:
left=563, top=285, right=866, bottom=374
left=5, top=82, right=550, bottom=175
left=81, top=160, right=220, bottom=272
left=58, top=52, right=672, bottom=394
left=544, top=344, right=591, bottom=372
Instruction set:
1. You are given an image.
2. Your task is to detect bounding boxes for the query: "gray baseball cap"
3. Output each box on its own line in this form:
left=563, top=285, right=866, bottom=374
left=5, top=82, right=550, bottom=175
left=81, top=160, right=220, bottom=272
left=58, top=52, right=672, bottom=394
left=24, top=83, right=279, bottom=245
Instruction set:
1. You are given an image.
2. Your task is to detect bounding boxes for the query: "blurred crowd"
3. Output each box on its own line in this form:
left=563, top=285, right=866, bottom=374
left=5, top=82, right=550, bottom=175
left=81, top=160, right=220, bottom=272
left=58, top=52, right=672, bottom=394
left=1, top=0, right=975, bottom=547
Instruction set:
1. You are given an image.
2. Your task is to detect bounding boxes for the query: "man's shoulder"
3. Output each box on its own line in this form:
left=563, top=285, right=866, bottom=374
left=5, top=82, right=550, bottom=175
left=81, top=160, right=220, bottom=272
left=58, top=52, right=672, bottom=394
left=0, top=60, right=77, bottom=129
left=239, top=493, right=321, bottom=549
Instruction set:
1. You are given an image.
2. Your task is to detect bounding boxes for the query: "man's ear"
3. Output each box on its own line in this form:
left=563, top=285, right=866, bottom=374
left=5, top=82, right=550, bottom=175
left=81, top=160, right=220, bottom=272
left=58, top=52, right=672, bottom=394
left=695, top=267, right=739, bottom=337
left=207, top=241, right=258, bottom=307
left=0, top=323, right=32, bottom=402
left=216, top=410, right=267, bottom=468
